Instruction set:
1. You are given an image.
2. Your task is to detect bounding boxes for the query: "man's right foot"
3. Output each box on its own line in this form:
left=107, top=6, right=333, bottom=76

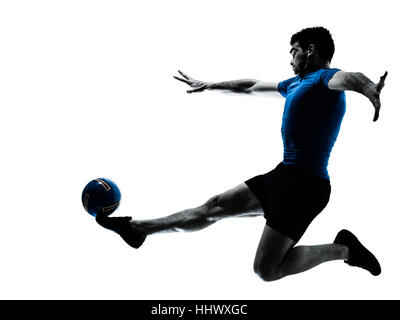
left=96, top=216, right=146, bottom=249
left=334, top=229, right=381, bottom=276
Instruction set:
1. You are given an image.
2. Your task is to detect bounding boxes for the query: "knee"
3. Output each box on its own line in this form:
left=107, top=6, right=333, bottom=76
left=253, top=259, right=281, bottom=282
left=175, top=196, right=221, bottom=231
left=204, top=194, right=221, bottom=212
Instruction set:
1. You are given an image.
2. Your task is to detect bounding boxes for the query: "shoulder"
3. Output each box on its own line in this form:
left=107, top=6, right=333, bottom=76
left=279, top=75, right=301, bottom=88
left=316, top=68, right=343, bottom=88
left=278, top=75, right=301, bottom=97
left=316, top=67, right=342, bottom=77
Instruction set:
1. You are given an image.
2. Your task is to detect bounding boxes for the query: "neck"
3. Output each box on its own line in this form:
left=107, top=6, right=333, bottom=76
left=299, top=61, right=330, bottom=79
left=305, top=59, right=330, bottom=73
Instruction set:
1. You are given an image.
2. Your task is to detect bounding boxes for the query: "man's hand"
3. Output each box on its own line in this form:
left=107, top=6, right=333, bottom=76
left=173, top=70, right=211, bottom=94
left=365, top=71, right=388, bottom=122
left=329, top=70, right=388, bottom=122
left=174, top=70, right=278, bottom=95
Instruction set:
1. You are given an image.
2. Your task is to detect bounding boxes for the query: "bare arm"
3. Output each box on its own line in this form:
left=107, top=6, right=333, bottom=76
left=328, top=70, right=388, bottom=121
left=174, top=70, right=279, bottom=95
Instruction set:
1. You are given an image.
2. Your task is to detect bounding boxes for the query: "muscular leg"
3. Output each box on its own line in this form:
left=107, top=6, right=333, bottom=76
left=253, top=225, right=349, bottom=281
left=96, top=182, right=263, bottom=249
left=97, top=182, right=362, bottom=279
left=131, top=183, right=263, bottom=235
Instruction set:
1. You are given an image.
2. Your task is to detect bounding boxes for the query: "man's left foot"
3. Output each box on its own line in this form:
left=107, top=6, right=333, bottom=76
left=96, top=216, right=147, bottom=249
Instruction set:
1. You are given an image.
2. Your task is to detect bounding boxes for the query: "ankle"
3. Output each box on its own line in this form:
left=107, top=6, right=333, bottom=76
left=333, top=243, right=349, bottom=260
left=130, top=220, right=151, bottom=235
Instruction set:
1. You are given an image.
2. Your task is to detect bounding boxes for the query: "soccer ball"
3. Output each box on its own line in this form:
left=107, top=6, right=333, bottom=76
left=82, top=178, right=121, bottom=217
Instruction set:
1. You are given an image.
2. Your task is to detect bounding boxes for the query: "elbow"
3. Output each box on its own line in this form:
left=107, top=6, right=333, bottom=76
left=242, top=88, right=253, bottom=94
left=243, top=79, right=260, bottom=93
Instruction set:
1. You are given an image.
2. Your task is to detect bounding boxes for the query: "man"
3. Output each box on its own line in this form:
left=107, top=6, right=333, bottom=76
left=96, top=27, right=387, bottom=281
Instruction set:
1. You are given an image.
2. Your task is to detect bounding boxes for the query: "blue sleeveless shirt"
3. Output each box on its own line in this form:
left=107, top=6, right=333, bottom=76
left=278, top=68, right=346, bottom=179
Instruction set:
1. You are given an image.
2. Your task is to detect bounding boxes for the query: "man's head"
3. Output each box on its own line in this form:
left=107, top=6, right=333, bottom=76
left=289, top=27, right=335, bottom=75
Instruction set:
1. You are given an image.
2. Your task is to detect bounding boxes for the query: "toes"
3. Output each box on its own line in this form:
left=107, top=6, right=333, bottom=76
left=95, top=215, right=110, bottom=227
left=95, top=216, right=132, bottom=229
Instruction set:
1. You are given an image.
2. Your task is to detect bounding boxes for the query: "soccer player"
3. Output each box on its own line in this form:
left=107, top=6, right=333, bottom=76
left=96, top=27, right=387, bottom=281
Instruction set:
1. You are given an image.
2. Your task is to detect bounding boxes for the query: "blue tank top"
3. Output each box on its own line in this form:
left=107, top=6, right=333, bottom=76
left=278, top=68, right=346, bottom=179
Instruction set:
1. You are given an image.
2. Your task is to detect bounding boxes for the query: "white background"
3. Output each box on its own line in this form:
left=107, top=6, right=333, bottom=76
left=0, top=0, right=398, bottom=299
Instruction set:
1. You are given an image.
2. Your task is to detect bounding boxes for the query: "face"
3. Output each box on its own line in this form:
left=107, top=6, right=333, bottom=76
left=290, top=41, right=308, bottom=75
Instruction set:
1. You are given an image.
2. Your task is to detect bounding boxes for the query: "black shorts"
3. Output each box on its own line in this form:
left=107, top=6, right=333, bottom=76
left=245, top=162, right=331, bottom=242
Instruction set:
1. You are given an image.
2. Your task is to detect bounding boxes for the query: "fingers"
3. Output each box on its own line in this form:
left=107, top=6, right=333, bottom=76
left=173, top=75, right=190, bottom=84
left=175, top=70, right=208, bottom=93
left=178, top=70, right=190, bottom=80
left=372, top=95, right=381, bottom=122
left=174, top=70, right=194, bottom=85
left=373, top=106, right=380, bottom=122
left=376, top=71, right=388, bottom=92
left=187, top=85, right=207, bottom=94
left=372, top=71, right=387, bottom=121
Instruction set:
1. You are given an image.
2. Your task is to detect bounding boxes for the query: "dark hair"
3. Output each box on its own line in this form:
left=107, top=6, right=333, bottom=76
left=290, top=27, right=335, bottom=62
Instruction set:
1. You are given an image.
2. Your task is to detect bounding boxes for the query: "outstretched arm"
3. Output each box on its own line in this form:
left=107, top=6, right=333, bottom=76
left=174, top=70, right=279, bottom=95
left=328, top=71, right=388, bottom=121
